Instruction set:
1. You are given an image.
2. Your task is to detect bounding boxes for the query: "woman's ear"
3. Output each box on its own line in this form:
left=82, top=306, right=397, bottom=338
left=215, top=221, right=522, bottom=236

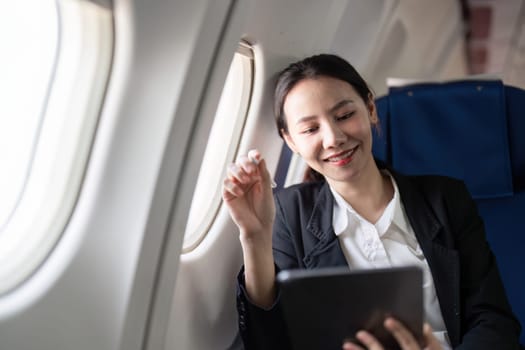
left=367, top=94, right=378, bottom=124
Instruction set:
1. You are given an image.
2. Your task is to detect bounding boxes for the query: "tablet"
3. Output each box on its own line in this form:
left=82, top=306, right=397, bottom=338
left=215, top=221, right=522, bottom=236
left=276, top=266, right=423, bottom=350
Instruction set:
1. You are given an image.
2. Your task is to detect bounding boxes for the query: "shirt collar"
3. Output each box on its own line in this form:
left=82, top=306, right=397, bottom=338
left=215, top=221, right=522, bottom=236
left=330, top=171, right=411, bottom=236
left=331, top=187, right=353, bottom=236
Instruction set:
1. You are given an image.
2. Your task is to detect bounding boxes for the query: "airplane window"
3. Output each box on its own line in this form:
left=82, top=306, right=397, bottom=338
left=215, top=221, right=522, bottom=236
left=0, top=0, right=113, bottom=294
left=183, top=43, right=254, bottom=252
left=0, top=1, right=58, bottom=235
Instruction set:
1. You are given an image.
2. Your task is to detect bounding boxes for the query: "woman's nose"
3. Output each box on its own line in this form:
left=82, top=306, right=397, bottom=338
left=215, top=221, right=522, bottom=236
left=322, top=122, right=346, bottom=148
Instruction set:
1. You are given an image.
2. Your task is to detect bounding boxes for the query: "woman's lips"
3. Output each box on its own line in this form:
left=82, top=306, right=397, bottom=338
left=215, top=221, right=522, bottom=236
left=325, top=146, right=358, bottom=166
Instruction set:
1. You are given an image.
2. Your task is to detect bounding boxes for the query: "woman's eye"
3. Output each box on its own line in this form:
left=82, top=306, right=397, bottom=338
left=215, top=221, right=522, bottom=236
left=336, top=112, right=354, bottom=121
left=301, top=126, right=318, bottom=134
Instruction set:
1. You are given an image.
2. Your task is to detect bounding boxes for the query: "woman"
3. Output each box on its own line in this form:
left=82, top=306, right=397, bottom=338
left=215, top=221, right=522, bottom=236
left=222, top=54, right=521, bottom=350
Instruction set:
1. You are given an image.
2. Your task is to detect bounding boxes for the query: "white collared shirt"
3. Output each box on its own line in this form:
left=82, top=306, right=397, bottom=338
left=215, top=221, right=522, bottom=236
left=330, top=175, right=451, bottom=349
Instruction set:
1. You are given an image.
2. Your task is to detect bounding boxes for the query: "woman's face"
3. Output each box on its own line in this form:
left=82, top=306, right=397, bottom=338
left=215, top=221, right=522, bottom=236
left=282, top=76, right=377, bottom=187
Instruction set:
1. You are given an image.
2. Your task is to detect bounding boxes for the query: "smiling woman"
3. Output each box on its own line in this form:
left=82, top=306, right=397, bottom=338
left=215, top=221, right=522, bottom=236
left=281, top=77, right=378, bottom=196
left=222, top=53, right=522, bottom=350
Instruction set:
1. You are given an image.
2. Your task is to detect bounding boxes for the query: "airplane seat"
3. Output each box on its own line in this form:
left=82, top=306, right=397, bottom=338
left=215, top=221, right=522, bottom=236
left=372, top=79, right=525, bottom=345
left=505, top=85, right=525, bottom=192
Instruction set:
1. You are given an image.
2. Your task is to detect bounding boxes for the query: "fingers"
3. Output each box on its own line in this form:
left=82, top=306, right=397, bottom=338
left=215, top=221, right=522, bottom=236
left=223, top=149, right=273, bottom=200
left=353, top=323, right=412, bottom=350
left=355, top=330, right=385, bottom=350
left=233, top=154, right=260, bottom=181
left=223, top=156, right=259, bottom=197
left=247, top=149, right=261, bottom=165
left=248, top=149, right=277, bottom=188
left=384, top=318, right=443, bottom=350
left=351, top=318, right=440, bottom=350
left=422, top=323, right=443, bottom=350
left=384, top=317, right=420, bottom=349
left=342, top=340, right=365, bottom=350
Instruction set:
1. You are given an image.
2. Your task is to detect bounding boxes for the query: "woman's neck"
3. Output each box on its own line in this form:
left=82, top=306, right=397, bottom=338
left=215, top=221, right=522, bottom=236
left=330, top=164, right=394, bottom=224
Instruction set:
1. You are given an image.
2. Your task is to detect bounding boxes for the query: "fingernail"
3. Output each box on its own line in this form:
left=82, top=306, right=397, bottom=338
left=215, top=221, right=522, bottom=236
left=248, top=151, right=277, bottom=188
left=247, top=149, right=259, bottom=165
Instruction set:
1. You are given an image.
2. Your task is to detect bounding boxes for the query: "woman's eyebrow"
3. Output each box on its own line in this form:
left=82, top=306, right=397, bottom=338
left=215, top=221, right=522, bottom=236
left=295, top=115, right=317, bottom=125
left=329, top=99, right=354, bottom=113
left=295, top=100, right=355, bottom=125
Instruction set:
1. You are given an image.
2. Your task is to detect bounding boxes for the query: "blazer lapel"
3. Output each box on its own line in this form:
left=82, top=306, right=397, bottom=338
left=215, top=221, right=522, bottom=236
left=302, top=183, right=348, bottom=269
left=393, top=172, right=461, bottom=347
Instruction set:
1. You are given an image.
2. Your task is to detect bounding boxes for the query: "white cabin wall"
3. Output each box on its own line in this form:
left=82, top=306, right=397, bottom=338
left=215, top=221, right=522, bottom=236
left=330, top=0, right=469, bottom=97
left=0, top=1, right=243, bottom=350
left=280, top=0, right=469, bottom=189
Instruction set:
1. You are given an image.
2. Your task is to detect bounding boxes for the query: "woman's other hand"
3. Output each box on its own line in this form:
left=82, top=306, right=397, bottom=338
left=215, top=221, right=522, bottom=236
left=342, top=318, right=443, bottom=350
left=222, top=149, right=276, bottom=243
left=223, top=149, right=277, bottom=308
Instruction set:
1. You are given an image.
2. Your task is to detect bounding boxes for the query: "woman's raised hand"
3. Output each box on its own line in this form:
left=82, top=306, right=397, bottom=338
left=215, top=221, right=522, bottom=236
left=223, top=149, right=277, bottom=307
left=342, top=318, right=443, bottom=350
left=222, top=149, right=276, bottom=243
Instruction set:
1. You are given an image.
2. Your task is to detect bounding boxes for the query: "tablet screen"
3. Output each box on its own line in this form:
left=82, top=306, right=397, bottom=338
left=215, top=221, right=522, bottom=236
left=276, top=266, right=423, bottom=350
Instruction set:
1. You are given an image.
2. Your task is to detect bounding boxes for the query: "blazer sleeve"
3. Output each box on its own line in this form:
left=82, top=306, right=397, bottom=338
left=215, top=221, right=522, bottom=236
left=236, top=194, right=299, bottom=350
left=447, top=181, right=522, bottom=349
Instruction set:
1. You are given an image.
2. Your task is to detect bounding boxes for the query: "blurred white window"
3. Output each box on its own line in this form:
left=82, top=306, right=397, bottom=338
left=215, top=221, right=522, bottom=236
left=0, top=0, right=113, bottom=294
left=0, top=1, right=58, bottom=234
left=183, top=43, right=254, bottom=252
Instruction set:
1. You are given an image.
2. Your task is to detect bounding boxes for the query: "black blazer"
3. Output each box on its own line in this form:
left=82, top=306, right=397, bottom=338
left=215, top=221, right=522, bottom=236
left=236, top=169, right=522, bottom=350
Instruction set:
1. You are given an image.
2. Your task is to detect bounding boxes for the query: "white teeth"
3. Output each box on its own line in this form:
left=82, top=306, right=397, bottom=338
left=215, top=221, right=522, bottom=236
left=328, top=147, right=356, bottom=162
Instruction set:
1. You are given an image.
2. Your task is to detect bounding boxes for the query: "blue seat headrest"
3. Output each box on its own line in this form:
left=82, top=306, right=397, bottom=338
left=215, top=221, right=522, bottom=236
left=373, top=80, right=515, bottom=199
